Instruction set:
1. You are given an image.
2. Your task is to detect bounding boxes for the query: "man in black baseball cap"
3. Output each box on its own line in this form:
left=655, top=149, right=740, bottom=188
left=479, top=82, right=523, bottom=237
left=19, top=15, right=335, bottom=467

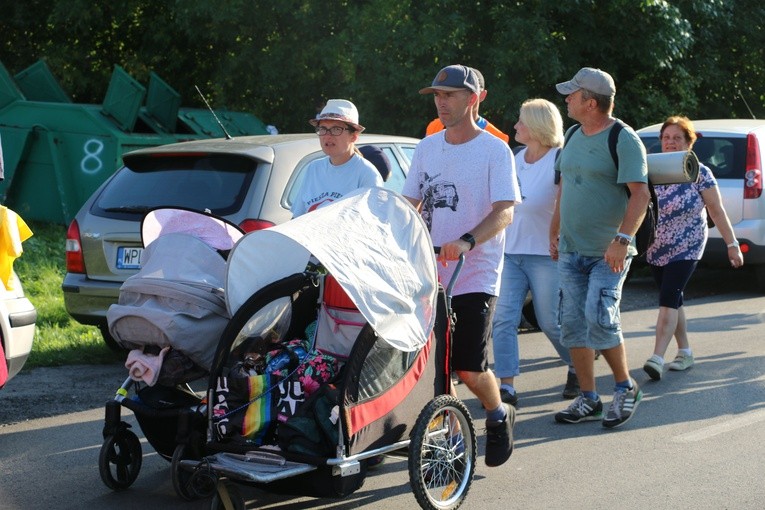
left=404, top=63, right=520, bottom=469
left=423, top=66, right=509, bottom=143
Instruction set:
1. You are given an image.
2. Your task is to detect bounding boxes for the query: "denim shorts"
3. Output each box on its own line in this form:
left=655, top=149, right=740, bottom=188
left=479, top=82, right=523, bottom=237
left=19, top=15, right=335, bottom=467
left=558, top=252, right=631, bottom=350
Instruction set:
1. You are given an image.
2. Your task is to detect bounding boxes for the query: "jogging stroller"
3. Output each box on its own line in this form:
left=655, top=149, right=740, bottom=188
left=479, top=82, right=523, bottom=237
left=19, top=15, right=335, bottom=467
left=179, top=187, right=477, bottom=510
left=98, top=207, right=244, bottom=499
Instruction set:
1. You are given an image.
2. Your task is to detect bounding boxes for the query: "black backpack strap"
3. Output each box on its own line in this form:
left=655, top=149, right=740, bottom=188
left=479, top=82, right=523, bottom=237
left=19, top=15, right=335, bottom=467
left=607, top=119, right=625, bottom=168
left=555, top=124, right=581, bottom=184
left=563, top=123, right=581, bottom=147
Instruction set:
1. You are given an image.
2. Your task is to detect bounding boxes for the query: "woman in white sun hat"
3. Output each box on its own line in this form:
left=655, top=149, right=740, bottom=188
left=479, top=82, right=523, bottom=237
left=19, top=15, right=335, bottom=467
left=291, top=99, right=382, bottom=217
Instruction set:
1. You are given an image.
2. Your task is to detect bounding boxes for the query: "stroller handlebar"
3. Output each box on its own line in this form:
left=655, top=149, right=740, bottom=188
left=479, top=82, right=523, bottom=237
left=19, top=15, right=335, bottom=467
left=433, top=247, right=465, bottom=307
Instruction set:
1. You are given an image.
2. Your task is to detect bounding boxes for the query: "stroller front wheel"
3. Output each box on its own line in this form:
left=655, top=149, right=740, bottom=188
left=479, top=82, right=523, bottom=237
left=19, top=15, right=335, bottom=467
left=99, top=429, right=143, bottom=490
left=408, top=395, right=476, bottom=510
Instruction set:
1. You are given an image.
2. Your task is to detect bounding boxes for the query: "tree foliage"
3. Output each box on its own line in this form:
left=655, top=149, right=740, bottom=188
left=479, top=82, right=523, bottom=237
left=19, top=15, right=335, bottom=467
left=2, top=0, right=763, bottom=139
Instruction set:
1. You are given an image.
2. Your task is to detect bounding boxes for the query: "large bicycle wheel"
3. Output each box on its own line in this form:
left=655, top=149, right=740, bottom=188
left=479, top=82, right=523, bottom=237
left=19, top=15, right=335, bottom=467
left=408, top=395, right=476, bottom=510
left=99, top=429, right=143, bottom=490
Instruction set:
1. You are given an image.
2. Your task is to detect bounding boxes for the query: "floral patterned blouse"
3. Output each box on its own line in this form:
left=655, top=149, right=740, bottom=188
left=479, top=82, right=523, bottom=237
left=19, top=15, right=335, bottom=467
left=646, top=164, right=717, bottom=267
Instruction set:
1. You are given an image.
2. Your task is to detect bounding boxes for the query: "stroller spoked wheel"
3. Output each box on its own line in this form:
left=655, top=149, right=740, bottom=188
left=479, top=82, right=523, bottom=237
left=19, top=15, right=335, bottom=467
left=210, top=480, right=245, bottom=510
left=99, top=429, right=143, bottom=490
left=172, top=444, right=215, bottom=500
left=408, top=395, right=476, bottom=510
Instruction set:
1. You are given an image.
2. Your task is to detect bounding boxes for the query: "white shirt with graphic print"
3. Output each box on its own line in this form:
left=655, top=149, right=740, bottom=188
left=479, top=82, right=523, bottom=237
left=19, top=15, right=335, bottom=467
left=402, top=130, right=520, bottom=296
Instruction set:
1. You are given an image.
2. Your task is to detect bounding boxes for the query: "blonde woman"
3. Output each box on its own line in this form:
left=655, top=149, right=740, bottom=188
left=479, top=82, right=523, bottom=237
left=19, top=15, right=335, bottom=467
left=492, top=98, right=577, bottom=406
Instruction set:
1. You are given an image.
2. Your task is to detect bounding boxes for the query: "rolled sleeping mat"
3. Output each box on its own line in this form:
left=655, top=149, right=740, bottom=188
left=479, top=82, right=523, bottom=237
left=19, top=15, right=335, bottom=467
left=647, top=150, right=700, bottom=185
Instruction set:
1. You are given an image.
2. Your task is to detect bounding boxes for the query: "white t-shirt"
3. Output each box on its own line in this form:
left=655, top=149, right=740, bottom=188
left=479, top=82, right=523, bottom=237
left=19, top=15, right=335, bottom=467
left=504, top=147, right=558, bottom=255
left=292, top=153, right=382, bottom=217
left=402, top=130, right=520, bottom=296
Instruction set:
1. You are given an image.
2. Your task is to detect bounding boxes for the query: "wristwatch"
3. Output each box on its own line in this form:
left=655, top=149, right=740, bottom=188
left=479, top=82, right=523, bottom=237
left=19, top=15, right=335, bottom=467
left=613, top=235, right=630, bottom=246
left=460, top=233, right=476, bottom=250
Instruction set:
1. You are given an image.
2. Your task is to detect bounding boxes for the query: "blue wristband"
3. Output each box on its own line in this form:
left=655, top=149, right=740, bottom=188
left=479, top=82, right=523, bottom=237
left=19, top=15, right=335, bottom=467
left=616, top=232, right=633, bottom=242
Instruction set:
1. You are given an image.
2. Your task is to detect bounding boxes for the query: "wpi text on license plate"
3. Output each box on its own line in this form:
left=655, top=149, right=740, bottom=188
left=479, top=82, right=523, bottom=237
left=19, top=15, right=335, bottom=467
left=117, top=246, right=143, bottom=269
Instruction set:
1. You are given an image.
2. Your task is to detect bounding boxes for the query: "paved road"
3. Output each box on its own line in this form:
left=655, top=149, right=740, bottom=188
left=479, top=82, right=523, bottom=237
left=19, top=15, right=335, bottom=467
left=1, top=265, right=763, bottom=509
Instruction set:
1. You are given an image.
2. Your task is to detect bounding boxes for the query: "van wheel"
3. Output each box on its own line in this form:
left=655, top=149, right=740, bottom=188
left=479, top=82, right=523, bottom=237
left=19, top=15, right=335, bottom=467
left=754, top=265, right=765, bottom=293
left=99, top=324, right=125, bottom=352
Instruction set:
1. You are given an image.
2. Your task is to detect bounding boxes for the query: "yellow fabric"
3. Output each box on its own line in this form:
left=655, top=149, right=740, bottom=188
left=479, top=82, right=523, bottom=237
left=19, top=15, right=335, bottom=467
left=0, top=206, right=33, bottom=290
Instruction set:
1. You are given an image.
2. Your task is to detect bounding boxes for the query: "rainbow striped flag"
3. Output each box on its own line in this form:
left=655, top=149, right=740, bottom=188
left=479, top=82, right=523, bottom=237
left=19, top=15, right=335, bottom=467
left=242, top=375, right=273, bottom=441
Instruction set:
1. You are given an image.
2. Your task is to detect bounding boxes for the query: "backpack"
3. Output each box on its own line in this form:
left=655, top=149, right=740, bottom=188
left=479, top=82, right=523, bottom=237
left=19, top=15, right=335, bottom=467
left=277, top=383, right=340, bottom=457
left=561, top=120, right=658, bottom=257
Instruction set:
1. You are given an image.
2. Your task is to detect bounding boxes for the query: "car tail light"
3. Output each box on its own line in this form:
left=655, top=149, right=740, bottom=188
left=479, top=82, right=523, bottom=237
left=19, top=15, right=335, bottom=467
left=238, top=219, right=275, bottom=232
left=65, top=220, right=86, bottom=274
left=744, top=133, right=762, bottom=199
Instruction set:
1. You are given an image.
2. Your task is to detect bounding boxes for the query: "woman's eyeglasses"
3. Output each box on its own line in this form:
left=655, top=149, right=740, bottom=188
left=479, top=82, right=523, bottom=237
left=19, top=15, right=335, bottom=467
left=315, top=126, right=351, bottom=136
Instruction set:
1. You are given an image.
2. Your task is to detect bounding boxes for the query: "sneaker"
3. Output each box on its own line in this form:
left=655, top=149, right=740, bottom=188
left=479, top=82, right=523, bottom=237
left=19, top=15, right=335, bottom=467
left=668, top=353, right=694, bottom=371
left=485, top=404, right=515, bottom=467
left=500, top=387, right=518, bottom=406
left=602, top=379, right=643, bottom=429
left=562, top=371, right=580, bottom=399
left=554, top=395, right=603, bottom=423
left=643, top=357, right=663, bottom=381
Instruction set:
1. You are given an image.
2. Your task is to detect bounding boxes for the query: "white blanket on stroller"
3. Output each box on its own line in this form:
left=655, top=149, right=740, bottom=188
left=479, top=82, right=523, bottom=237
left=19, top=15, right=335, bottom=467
left=225, top=187, right=438, bottom=352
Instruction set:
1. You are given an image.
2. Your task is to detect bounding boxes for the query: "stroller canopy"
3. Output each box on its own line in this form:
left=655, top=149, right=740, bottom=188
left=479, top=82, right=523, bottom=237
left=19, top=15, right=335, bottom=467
left=225, top=187, right=438, bottom=352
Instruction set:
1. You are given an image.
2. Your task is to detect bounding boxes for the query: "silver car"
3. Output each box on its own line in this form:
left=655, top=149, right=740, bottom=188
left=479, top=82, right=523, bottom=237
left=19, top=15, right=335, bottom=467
left=62, top=133, right=419, bottom=349
left=637, top=119, right=765, bottom=289
left=1, top=271, right=37, bottom=388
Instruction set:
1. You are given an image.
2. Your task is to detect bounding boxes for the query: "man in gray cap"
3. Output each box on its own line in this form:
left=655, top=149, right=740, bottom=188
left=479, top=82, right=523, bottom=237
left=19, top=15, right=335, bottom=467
left=551, top=67, right=649, bottom=428
left=403, top=64, right=520, bottom=467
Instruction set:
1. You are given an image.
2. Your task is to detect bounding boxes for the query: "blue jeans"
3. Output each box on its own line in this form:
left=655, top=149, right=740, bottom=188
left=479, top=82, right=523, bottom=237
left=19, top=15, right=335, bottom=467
left=492, top=254, right=571, bottom=379
left=558, top=252, right=631, bottom=350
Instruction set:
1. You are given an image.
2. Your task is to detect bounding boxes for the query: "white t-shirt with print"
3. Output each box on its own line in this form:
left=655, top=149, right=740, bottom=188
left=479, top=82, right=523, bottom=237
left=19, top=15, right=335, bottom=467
left=504, top=147, right=558, bottom=256
left=292, top=153, right=382, bottom=217
left=402, top=130, right=520, bottom=296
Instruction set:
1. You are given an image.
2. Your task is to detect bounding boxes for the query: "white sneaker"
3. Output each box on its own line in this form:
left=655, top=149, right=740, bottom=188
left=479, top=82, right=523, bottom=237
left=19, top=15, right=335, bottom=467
left=643, top=357, right=663, bottom=381
left=668, top=353, right=694, bottom=371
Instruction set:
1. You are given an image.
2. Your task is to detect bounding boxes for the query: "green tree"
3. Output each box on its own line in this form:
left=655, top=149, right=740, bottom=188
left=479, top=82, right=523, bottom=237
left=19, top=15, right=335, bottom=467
left=2, top=0, right=762, bottom=138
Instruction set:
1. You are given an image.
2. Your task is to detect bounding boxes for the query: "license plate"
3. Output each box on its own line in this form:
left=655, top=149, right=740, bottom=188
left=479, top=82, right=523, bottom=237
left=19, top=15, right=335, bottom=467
left=116, top=246, right=143, bottom=269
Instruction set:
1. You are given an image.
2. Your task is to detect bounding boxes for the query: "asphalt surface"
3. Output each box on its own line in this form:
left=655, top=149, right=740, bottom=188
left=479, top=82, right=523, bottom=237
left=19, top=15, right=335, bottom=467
left=0, top=264, right=747, bottom=426
left=0, top=264, right=762, bottom=510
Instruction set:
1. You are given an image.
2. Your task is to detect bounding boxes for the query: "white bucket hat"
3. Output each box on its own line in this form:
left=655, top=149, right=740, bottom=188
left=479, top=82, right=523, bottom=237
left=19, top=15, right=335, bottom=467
left=309, top=99, right=365, bottom=132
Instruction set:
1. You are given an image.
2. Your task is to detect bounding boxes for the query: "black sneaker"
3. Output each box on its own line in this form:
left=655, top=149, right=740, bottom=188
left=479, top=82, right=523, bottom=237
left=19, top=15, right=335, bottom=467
left=485, top=404, right=515, bottom=467
left=562, top=371, right=579, bottom=399
left=500, top=387, right=518, bottom=406
left=554, top=395, right=603, bottom=423
left=602, top=379, right=643, bottom=429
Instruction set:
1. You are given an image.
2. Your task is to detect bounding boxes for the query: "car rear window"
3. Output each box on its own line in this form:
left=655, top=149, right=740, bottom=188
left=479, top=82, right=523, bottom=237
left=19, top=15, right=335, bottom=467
left=92, top=154, right=257, bottom=219
left=640, top=135, right=747, bottom=179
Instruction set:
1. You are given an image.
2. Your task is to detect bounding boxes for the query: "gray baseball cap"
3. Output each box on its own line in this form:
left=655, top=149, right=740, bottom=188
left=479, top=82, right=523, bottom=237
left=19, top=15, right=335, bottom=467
left=419, top=65, right=480, bottom=95
left=556, top=67, right=616, bottom=97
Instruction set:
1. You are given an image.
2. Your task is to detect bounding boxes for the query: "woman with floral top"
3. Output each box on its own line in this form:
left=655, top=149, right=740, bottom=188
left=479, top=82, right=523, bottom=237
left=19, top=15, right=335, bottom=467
left=643, top=116, right=744, bottom=380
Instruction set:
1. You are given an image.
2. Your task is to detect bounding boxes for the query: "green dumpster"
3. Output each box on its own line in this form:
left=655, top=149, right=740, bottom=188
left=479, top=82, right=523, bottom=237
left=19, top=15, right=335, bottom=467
left=0, top=60, right=269, bottom=224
